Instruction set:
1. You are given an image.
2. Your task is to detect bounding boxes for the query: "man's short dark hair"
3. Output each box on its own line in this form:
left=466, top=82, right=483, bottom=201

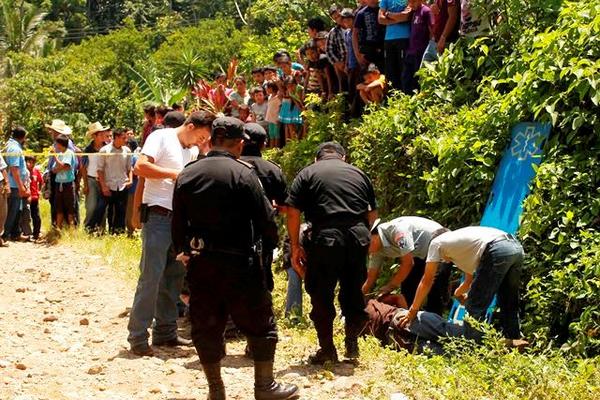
left=210, top=136, right=242, bottom=148
left=431, top=227, right=451, bottom=240
left=25, top=155, right=36, bottom=163
left=11, top=126, right=27, bottom=140
left=186, top=111, right=217, bottom=128
left=263, top=65, right=277, bottom=73
left=251, top=67, right=264, bottom=75
left=328, top=4, right=340, bottom=16
left=273, top=49, right=291, bottom=63
left=156, top=105, right=170, bottom=118
left=143, top=104, right=156, bottom=117
left=316, top=141, right=346, bottom=160
left=308, top=17, right=326, bottom=32
left=55, top=134, right=69, bottom=148
left=251, top=86, right=266, bottom=96
left=234, top=76, right=246, bottom=84
left=165, top=111, right=186, bottom=128
left=113, top=128, right=127, bottom=138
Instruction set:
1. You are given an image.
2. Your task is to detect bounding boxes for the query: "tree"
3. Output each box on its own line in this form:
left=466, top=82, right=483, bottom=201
left=0, top=0, right=50, bottom=55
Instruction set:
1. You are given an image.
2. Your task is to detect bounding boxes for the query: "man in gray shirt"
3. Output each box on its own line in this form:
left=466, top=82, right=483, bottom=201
left=399, top=226, right=525, bottom=340
left=97, top=128, right=132, bottom=234
left=363, top=216, right=451, bottom=315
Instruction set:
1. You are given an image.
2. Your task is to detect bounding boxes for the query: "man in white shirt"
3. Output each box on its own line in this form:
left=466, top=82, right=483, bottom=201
left=97, top=128, right=132, bottom=234
left=82, top=122, right=111, bottom=231
left=398, top=226, right=524, bottom=340
left=127, top=111, right=217, bottom=356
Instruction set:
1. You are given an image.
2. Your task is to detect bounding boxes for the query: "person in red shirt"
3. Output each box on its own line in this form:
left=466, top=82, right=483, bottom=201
left=25, top=156, right=43, bottom=240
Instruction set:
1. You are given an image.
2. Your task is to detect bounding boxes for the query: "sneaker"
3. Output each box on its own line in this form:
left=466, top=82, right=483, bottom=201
left=308, top=348, right=338, bottom=365
left=152, top=336, right=192, bottom=347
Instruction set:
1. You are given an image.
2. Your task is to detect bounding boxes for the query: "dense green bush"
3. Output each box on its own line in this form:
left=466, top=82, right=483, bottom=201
left=271, top=0, right=600, bottom=355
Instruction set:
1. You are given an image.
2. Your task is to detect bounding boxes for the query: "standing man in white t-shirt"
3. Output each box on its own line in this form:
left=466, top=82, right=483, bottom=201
left=127, top=111, right=217, bottom=356
left=399, top=226, right=524, bottom=340
left=82, top=122, right=111, bottom=231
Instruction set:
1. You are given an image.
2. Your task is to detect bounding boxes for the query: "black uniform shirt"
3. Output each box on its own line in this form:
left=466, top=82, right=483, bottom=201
left=286, top=155, right=378, bottom=224
left=172, top=150, right=278, bottom=254
left=241, top=153, right=288, bottom=206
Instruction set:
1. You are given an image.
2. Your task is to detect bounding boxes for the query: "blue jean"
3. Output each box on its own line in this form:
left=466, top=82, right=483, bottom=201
left=85, top=177, right=106, bottom=231
left=466, top=239, right=524, bottom=339
left=127, top=212, right=186, bottom=347
left=421, top=40, right=439, bottom=66
left=2, top=188, right=22, bottom=239
left=285, top=268, right=303, bottom=317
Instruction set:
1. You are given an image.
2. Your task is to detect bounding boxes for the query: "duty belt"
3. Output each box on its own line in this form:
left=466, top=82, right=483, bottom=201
left=189, top=237, right=252, bottom=257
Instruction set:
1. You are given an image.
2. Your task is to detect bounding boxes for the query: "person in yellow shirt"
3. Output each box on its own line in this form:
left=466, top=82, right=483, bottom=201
left=357, top=63, right=387, bottom=104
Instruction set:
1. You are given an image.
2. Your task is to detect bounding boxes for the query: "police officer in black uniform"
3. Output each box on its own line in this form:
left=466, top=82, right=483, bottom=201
left=172, top=117, right=299, bottom=400
left=287, top=142, right=378, bottom=364
left=241, top=123, right=288, bottom=291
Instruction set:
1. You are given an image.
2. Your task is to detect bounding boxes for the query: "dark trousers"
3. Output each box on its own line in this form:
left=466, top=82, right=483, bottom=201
left=361, top=45, right=385, bottom=71
left=466, top=239, right=524, bottom=339
left=30, top=200, right=41, bottom=239
left=3, top=188, right=22, bottom=239
left=187, top=252, right=278, bottom=364
left=106, top=189, right=127, bottom=234
left=402, top=258, right=452, bottom=316
left=347, top=67, right=363, bottom=118
left=263, top=249, right=275, bottom=292
left=384, top=39, right=409, bottom=90
left=401, top=53, right=424, bottom=95
left=305, top=242, right=369, bottom=351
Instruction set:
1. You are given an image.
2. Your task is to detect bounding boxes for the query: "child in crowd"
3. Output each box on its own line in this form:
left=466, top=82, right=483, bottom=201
left=402, top=0, right=434, bottom=94
left=265, top=81, right=282, bottom=148
left=263, top=66, right=279, bottom=82
left=304, top=41, right=332, bottom=100
left=228, top=76, right=250, bottom=118
left=277, top=55, right=305, bottom=85
left=52, top=134, right=77, bottom=229
left=279, top=75, right=305, bottom=142
left=250, top=86, right=269, bottom=130
left=25, top=156, right=42, bottom=240
left=357, top=63, right=386, bottom=104
left=251, top=67, right=266, bottom=87
left=238, top=104, right=252, bottom=122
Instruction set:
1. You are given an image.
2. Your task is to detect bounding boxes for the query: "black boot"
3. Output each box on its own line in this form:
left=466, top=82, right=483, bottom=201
left=254, top=361, right=299, bottom=400
left=202, top=363, right=225, bottom=400
left=344, top=337, right=359, bottom=359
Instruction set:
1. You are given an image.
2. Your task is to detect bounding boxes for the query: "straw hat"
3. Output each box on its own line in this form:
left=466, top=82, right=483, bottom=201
left=86, top=122, right=111, bottom=138
left=45, top=119, right=72, bottom=136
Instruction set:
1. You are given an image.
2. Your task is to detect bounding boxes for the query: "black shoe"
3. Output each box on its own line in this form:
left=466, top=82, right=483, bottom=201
left=344, top=338, right=359, bottom=359
left=307, top=348, right=339, bottom=365
left=245, top=343, right=254, bottom=359
left=254, top=361, right=299, bottom=400
left=152, top=336, right=193, bottom=347
left=203, top=363, right=226, bottom=400
left=130, top=344, right=154, bottom=357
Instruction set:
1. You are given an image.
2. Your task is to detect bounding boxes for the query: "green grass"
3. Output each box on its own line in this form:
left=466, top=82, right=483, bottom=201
left=40, top=202, right=600, bottom=399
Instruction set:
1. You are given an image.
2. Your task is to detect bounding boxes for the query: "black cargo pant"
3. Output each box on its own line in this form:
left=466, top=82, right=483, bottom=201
left=402, top=258, right=452, bottom=316
left=305, top=224, right=370, bottom=351
left=187, top=251, right=278, bottom=364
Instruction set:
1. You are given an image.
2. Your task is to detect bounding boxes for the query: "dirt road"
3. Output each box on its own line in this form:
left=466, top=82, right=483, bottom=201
left=0, top=242, right=379, bottom=400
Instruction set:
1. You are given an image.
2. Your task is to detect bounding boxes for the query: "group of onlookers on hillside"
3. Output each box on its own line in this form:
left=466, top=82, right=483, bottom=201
left=192, top=0, right=489, bottom=148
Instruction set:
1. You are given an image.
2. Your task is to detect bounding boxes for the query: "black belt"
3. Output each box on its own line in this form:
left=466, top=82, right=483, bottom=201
left=148, top=205, right=172, bottom=217
left=489, top=233, right=517, bottom=246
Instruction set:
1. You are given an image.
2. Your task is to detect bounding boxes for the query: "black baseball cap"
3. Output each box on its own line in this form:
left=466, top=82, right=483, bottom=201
left=212, top=117, right=250, bottom=140
left=316, top=141, right=346, bottom=159
left=244, top=123, right=268, bottom=144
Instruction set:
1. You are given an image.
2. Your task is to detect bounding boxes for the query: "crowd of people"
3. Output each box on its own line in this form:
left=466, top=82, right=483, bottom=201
left=192, top=0, right=488, bottom=146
